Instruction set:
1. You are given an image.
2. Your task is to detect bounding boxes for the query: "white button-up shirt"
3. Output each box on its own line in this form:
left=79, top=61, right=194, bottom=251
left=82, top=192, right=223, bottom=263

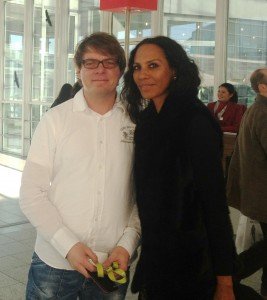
left=20, top=89, right=140, bottom=270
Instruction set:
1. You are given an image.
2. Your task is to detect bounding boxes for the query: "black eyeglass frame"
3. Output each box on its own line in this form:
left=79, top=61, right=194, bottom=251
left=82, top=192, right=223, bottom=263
left=81, top=58, right=120, bottom=69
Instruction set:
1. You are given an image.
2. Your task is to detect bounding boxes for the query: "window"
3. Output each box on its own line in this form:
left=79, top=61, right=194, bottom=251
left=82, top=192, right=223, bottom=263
left=2, top=1, right=24, bottom=154
left=32, top=3, right=56, bottom=103
left=227, top=0, right=266, bottom=106
left=162, top=1, right=216, bottom=103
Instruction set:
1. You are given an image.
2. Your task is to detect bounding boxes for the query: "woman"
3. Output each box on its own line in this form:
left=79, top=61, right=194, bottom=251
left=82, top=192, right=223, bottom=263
left=121, top=36, right=236, bottom=300
left=50, top=83, right=73, bottom=108
left=207, top=83, right=246, bottom=133
left=51, top=82, right=82, bottom=108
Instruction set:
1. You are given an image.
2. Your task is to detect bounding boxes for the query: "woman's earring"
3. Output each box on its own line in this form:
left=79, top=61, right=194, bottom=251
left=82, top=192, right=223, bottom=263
left=173, top=76, right=177, bottom=80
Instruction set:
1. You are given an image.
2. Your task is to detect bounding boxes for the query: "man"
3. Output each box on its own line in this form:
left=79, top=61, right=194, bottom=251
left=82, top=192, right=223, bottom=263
left=227, top=68, right=267, bottom=299
left=20, top=32, right=140, bottom=299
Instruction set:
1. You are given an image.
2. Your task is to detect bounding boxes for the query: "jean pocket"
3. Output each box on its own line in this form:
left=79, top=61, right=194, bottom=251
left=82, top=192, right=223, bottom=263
left=31, top=252, right=43, bottom=263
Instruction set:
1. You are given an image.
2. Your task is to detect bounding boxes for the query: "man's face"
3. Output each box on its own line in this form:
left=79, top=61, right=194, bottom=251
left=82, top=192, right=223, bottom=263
left=77, top=48, right=121, bottom=98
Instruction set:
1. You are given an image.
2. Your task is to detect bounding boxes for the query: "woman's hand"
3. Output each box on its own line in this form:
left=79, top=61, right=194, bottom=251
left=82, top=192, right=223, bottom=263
left=213, top=276, right=235, bottom=300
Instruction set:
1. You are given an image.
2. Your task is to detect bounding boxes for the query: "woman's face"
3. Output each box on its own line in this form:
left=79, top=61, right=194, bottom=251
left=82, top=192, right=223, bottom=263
left=132, top=44, right=175, bottom=111
left=217, top=86, right=233, bottom=103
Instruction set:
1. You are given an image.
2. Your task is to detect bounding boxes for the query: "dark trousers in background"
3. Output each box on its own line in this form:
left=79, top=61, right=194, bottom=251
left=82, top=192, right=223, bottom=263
left=235, top=221, right=267, bottom=290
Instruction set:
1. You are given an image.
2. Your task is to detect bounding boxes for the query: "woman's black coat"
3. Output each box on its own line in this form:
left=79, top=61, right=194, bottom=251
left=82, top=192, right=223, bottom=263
left=131, top=93, right=235, bottom=300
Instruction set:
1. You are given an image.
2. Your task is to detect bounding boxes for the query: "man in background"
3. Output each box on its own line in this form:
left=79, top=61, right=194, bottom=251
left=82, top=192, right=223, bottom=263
left=227, top=68, right=267, bottom=299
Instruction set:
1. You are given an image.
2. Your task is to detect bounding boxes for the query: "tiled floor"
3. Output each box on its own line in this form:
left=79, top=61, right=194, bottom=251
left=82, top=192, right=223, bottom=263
left=0, top=155, right=263, bottom=299
left=0, top=164, right=36, bottom=300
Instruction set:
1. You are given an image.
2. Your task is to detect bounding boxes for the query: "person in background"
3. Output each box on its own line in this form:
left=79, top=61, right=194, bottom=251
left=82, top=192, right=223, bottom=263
left=50, top=83, right=73, bottom=108
left=207, top=83, right=246, bottom=133
left=51, top=81, right=83, bottom=108
left=71, top=79, right=82, bottom=98
left=121, top=35, right=236, bottom=300
left=227, top=68, right=267, bottom=299
left=20, top=32, right=140, bottom=300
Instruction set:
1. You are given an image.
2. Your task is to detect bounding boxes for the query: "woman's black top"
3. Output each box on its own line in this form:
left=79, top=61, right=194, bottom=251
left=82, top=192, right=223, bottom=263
left=132, top=94, right=235, bottom=299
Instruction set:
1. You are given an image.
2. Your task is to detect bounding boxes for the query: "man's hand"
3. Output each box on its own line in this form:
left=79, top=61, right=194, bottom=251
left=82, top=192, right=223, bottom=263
left=66, top=242, right=98, bottom=277
left=103, top=246, right=129, bottom=271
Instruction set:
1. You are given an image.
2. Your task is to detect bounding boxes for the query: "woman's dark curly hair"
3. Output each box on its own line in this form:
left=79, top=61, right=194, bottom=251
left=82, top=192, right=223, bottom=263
left=219, top=82, right=238, bottom=103
left=121, top=36, right=201, bottom=123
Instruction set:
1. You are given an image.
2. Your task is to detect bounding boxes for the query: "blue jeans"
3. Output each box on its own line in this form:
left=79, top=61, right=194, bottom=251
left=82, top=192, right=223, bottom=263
left=26, top=252, right=129, bottom=300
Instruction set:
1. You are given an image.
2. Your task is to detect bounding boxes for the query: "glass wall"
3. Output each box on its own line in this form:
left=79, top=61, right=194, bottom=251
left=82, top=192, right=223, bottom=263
left=68, top=1, right=100, bottom=83
left=0, top=0, right=100, bottom=157
left=111, top=3, right=215, bottom=93
left=1, top=0, right=267, bottom=158
left=161, top=0, right=267, bottom=105
left=227, top=0, right=267, bottom=106
left=112, top=11, right=153, bottom=90
left=162, top=1, right=216, bottom=103
left=3, top=0, right=24, bottom=154
left=113, top=12, right=153, bottom=45
left=32, top=0, right=56, bottom=104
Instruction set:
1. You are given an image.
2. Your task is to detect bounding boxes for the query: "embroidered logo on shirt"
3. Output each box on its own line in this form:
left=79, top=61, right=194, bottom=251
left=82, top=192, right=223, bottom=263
left=120, top=126, right=135, bottom=143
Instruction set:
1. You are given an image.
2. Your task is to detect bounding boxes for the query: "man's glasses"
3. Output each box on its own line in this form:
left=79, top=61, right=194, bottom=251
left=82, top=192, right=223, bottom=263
left=81, top=58, right=119, bottom=69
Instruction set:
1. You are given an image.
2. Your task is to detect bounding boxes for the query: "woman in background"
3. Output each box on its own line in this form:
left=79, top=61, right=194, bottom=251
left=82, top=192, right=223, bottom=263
left=50, top=83, right=73, bottom=108
left=207, top=83, right=246, bottom=133
left=51, top=81, right=82, bottom=108
left=71, top=80, right=82, bottom=98
left=121, top=36, right=236, bottom=300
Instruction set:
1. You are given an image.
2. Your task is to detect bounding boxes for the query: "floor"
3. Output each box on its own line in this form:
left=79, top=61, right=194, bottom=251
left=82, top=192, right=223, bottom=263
left=0, top=153, right=263, bottom=299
